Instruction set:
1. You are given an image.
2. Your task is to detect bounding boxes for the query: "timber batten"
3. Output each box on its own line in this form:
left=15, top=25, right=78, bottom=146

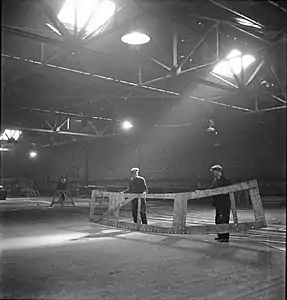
left=89, top=179, right=266, bottom=234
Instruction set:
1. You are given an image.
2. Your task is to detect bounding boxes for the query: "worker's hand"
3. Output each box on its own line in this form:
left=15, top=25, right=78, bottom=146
left=143, top=191, right=147, bottom=196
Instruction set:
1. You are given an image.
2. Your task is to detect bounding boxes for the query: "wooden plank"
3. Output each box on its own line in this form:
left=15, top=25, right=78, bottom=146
left=90, top=217, right=266, bottom=234
left=108, top=192, right=120, bottom=219
left=229, top=192, right=238, bottom=224
left=249, top=187, right=266, bottom=223
left=185, top=221, right=267, bottom=234
left=97, top=180, right=258, bottom=200
left=89, top=192, right=96, bottom=220
left=137, top=197, right=141, bottom=229
left=90, top=179, right=266, bottom=235
left=91, top=193, right=136, bottom=222
left=172, top=194, right=187, bottom=232
left=91, top=218, right=176, bottom=234
left=111, top=192, right=175, bottom=199
left=187, top=180, right=258, bottom=200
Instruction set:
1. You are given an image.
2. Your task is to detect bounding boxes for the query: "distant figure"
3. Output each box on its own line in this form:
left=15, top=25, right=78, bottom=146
left=126, top=167, right=148, bottom=224
left=57, top=176, right=68, bottom=190
left=0, top=185, right=7, bottom=200
left=210, top=165, right=231, bottom=243
left=57, top=176, right=68, bottom=203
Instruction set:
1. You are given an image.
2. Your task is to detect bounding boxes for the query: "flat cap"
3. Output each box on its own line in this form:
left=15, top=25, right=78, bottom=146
left=210, top=165, right=223, bottom=171
left=131, top=167, right=139, bottom=172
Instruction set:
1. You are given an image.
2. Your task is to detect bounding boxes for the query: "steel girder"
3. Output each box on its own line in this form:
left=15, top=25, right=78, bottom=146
left=2, top=53, right=255, bottom=113
left=20, top=106, right=115, bottom=122
left=2, top=1, right=285, bottom=116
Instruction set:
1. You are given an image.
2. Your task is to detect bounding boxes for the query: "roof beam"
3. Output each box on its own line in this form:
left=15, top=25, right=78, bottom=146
left=20, top=106, right=115, bottom=122
left=1, top=25, right=109, bottom=58
left=228, top=23, right=270, bottom=44
left=185, top=12, right=270, bottom=44
left=208, top=0, right=265, bottom=28
left=148, top=57, right=171, bottom=72
left=258, top=106, right=286, bottom=112
left=2, top=25, right=66, bottom=48
left=40, top=2, right=71, bottom=38
left=271, top=95, right=287, bottom=104
left=177, top=24, right=216, bottom=71
left=19, top=127, right=121, bottom=138
left=210, top=72, right=239, bottom=89
left=192, top=77, right=237, bottom=92
left=268, top=1, right=287, bottom=14
left=245, top=59, right=265, bottom=86
left=2, top=53, right=254, bottom=113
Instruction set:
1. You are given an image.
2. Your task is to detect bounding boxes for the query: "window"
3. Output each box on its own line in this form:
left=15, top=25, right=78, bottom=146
left=58, top=0, right=116, bottom=36
left=212, top=49, right=255, bottom=78
left=0, top=129, right=22, bottom=141
left=235, top=18, right=262, bottom=29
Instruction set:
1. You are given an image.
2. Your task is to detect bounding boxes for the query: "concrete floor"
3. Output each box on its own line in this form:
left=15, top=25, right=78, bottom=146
left=0, top=197, right=286, bottom=300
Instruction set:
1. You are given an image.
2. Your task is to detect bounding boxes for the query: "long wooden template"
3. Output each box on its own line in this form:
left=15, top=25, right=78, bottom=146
left=90, top=179, right=267, bottom=234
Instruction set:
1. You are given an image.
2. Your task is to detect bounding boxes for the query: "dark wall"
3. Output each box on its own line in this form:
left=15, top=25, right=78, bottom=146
left=32, top=111, right=285, bottom=187
left=1, top=111, right=285, bottom=195
left=1, top=146, right=43, bottom=179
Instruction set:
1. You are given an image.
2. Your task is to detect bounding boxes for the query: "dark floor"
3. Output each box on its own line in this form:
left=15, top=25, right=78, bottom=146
left=0, top=198, right=286, bottom=300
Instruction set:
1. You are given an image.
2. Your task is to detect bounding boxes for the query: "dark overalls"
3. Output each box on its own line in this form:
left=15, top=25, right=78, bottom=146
left=211, top=176, right=231, bottom=241
left=129, top=176, right=148, bottom=224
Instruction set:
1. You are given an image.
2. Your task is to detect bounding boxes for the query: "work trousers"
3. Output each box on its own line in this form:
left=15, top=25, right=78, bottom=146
left=215, top=208, right=230, bottom=240
left=131, top=198, right=147, bottom=224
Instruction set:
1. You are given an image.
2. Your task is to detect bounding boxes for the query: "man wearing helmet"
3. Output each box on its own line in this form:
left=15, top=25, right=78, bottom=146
left=126, top=167, right=148, bottom=225
left=210, top=165, right=231, bottom=242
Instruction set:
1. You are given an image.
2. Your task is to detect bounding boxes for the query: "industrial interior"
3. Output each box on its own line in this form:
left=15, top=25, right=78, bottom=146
left=1, top=0, right=286, bottom=299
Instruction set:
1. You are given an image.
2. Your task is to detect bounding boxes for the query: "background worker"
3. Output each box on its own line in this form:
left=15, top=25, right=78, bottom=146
left=56, top=176, right=68, bottom=204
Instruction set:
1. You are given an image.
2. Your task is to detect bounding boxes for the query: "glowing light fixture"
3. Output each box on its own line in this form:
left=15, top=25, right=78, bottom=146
left=235, top=18, right=262, bottom=29
left=121, top=32, right=151, bottom=45
left=122, top=121, right=133, bottom=130
left=0, top=129, right=22, bottom=141
left=58, top=0, right=116, bottom=35
left=0, top=147, right=10, bottom=152
left=29, top=151, right=38, bottom=158
left=206, top=126, right=215, bottom=132
left=212, top=49, right=255, bottom=78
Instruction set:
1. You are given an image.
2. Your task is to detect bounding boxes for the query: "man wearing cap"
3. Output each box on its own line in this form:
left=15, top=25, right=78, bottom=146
left=210, top=165, right=231, bottom=242
left=126, top=167, right=148, bottom=224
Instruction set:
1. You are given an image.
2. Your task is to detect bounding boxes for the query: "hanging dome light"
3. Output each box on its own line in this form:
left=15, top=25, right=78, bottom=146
left=121, top=31, right=150, bottom=45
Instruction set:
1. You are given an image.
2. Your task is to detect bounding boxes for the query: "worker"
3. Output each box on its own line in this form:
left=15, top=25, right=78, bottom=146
left=210, top=165, right=231, bottom=242
left=126, top=167, right=148, bottom=224
left=57, top=176, right=67, bottom=190
left=56, top=176, right=68, bottom=204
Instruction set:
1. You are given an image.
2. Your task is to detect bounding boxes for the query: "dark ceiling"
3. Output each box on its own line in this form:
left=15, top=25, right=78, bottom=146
left=1, top=0, right=287, bottom=149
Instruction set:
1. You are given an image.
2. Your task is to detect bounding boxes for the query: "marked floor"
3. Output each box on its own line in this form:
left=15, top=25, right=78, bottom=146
left=1, top=200, right=285, bottom=300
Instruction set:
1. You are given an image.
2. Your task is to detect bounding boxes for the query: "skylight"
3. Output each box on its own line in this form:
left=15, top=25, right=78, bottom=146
left=0, top=129, right=22, bottom=141
left=58, top=0, right=116, bottom=35
left=235, top=18, right=262, bottom=29
left=212, top=49, right=255, bottom=78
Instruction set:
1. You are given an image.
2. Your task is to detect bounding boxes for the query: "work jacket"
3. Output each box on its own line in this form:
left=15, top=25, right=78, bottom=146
left=210, top=175, right=231, bottom=211
left=128, top=176, right=148, bottom=194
